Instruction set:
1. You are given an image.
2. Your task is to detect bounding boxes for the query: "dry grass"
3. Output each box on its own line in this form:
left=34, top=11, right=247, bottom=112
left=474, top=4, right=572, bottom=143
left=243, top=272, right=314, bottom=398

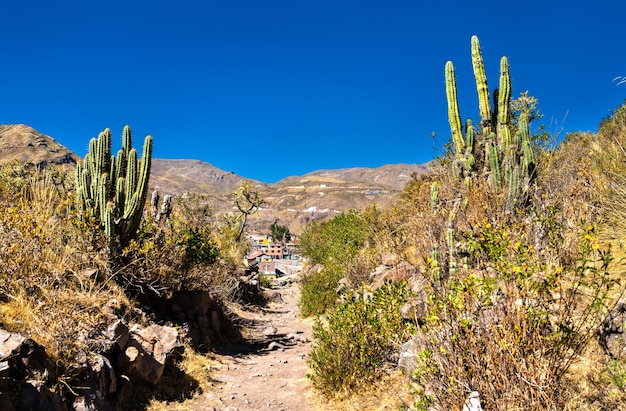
left=309, top=370, right=413, bottom=410
left=0, top=165, right=136, bottom=364
left=145, top=347, right=220, bottom=411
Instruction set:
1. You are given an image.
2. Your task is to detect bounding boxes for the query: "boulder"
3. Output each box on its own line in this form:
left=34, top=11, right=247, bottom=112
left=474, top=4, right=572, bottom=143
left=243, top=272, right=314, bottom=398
left=0, top=330, right=65, bottom=410
left=120, top=323, right=184, bottom=385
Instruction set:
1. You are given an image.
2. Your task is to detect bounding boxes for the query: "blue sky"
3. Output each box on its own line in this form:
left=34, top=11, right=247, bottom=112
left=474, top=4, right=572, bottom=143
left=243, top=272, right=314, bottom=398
left=1, top=1, right=625, bottom=183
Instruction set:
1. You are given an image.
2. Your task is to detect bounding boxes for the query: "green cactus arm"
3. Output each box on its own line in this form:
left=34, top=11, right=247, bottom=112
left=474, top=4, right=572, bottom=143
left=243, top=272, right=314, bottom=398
left=125, top=148, right=138, bottom=210
left=430, top=181, right=439, bottom=207
left=122, top=135, right=152, bottom=236
left=488, top=134, right=501, bottom=187
left=445, top=61, right=465, bottom=155
left=471, top=36, right=492, bottom=126
left=497, top=57, right=511, bottom=126
left=116, top=177, right=126, bottom=217
left=98, top=172, right=109, bottom=223
left=104, top=203, right=115, bottom=243
left=465, top=119, right=475, bottom=153
left=122, top=125, right=132, bottom=152
left=95, top=129, right=111, bottom=181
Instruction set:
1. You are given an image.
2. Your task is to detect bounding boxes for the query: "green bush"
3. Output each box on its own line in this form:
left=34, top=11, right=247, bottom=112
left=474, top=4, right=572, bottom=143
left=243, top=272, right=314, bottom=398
left=298, top=210, right=370, bottom=316
left=299, top=264, right=344, bottom=317
left=307, top=281, right=415, bottom=396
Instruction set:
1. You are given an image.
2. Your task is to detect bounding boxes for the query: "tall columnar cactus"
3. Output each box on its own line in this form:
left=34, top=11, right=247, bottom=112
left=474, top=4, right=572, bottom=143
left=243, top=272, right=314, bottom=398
left=75, top=126, right=153, bottom=249
left=445, top=35, right=535, bottom=209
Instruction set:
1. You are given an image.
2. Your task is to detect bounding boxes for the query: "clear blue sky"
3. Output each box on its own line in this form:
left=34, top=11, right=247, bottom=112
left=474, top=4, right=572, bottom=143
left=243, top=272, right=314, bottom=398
left=1, top=1, right=624, bottom=183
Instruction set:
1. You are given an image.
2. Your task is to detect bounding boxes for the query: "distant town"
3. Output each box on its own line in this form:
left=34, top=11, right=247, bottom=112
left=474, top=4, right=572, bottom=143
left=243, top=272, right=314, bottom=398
left=246, top=235, right=302, bottom=276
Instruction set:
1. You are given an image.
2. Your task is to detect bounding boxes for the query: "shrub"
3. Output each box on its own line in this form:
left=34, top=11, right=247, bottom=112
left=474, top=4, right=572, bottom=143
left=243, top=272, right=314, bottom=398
left=307, top=281, right=415, bottom=396
left=0, top=166, right=132, bottom=364
left=410, top=222, right=619, bottom=409
left=298, top=210, right=370, bottom=316
left=117, top=194, right=222, bottom=298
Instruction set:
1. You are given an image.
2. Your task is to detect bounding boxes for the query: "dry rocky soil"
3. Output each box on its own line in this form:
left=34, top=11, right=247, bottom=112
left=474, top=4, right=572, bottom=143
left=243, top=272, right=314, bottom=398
left=187, top=272, right=320, bottom=411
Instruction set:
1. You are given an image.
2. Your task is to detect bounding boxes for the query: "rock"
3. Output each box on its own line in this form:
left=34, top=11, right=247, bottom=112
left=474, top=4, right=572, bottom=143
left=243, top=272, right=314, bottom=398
left=380, top=252, right=397, bottom=266
left=121, top=323, right=184, bottom=385
left=103, top=320, right=130, bottom=351
left=336, top=277, right=350, bottom=294
left=599, top=300, right=626, bottom=359
left=17, top=381, right=65, bottom=411
left=397, top=338, right=418, bottom=378
left=462, top=391, right=483, bottom=411
left=267, top=342, right=285, bottom=351
left=370, top=261, right=418, bottom=290
left=400, top=298, right=428, bottom=321
left=73, top=396, right=101, bottom=411
left=285, top=331, right=308, bottom=344
left=210, top=310, right=222, bottom=334
left=0, top=329, right=26, bottom=358
left=89, top=353, right=117, bottom=396
left=262, top=324, right=278, bottom=336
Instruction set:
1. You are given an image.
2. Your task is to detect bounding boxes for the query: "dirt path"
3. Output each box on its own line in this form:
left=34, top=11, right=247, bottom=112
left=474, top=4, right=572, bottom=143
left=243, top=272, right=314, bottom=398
left=189, top=273, right=318, bottom=411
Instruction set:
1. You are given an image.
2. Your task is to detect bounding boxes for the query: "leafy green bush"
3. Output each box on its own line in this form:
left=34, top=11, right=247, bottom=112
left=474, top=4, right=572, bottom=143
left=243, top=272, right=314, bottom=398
left=298, top=210, right=370, bottom=316
left=307, top=281, right=415, bottom=396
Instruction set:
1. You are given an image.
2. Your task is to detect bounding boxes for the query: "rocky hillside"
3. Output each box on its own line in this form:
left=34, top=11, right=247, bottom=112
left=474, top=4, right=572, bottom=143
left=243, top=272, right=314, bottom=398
left=148, top=160, right=429, bottom=233
left=0, top=124, right=430, bottom=233
left=0, top=124, right=78, bottom=167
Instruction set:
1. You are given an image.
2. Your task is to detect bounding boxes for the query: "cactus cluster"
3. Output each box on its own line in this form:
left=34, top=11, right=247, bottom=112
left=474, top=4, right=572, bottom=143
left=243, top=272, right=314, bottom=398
left=445, top=36, right=535, bottom=209
left=75, top=126, right=152, bottom=249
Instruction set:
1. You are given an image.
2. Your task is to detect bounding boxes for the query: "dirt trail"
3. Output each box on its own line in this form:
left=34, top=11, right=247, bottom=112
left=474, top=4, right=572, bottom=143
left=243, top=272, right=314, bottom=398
left=189, top=273, right=318, bottom=411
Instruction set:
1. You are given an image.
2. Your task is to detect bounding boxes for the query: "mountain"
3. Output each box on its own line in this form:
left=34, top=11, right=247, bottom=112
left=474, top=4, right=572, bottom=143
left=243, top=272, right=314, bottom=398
left=149, top=160, right=429, bottom=233
left=150, top=159, right=267, bottom=195
left=0, top=124, right=430, bottom=233
left=0, top=124, right=79, bottom=167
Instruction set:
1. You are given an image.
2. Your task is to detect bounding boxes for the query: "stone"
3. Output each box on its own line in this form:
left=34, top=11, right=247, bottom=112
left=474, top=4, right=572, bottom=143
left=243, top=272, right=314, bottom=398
left=18, top=381, right=64, bottom=411
left=462, top=391, right=483, bottom=411
left=104, top=320, right=130, bottom=351
left=336, top=277, right=349, bottom=294
left=262, top=324, right=277, bottom=336
left=121, top=323, right=184, bottom=385
left=173, top=291, right=213, bottom=318
left=210, top=310, right=222, bottom=334
left=0, top=329, right=26, bottom=358
left=125, top=346, right=139, bottom=362
left=380, top=252, right=397, bottom=266
left=400, top=298, right=428, bottom=321
left=599, top=300, right=626, bottom=360
left=397, top=338, right=418, bottom=378
left=89, top=353, right=117, bottom=395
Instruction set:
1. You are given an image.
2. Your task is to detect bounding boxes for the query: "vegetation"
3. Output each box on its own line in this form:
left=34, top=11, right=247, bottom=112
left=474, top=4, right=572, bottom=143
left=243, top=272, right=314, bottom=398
left=308, top=281, right=415, bottom=395
left=298, top=210, right=375, bottom=317
left=301, top=35, right=626, bottom=410
left=0, top=127, right=258, bottom=407
left=3, top=33, right=626, bottom=410
left=269, top=220, right=291, bottom=243
left=232, top=180, right=264, bottom=242
left=75, top=126, right=152, bottom=252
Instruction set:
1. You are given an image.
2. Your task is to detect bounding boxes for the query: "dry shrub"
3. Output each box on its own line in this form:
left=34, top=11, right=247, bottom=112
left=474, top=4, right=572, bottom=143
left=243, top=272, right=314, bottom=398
left=0, top=166, right=134, bottom=363
left=374, top=131, right=626, bottom=409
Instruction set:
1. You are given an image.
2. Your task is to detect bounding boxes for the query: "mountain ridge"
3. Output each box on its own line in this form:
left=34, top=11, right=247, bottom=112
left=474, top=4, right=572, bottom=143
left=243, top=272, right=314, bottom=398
left=0, top=124, right=430, bottom=232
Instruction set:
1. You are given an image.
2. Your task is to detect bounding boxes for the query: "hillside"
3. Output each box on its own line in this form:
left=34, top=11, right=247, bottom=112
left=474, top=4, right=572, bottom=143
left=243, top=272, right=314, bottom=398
left=0, top=124, right=429, bottom=233
left=148, top=159, right=429, bottom=233
left=0, top=124, right=79, bottom=167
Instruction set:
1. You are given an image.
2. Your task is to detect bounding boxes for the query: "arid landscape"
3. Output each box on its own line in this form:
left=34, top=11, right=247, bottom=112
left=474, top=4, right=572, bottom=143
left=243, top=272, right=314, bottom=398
left=0, top=123, right=429, bottom=234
